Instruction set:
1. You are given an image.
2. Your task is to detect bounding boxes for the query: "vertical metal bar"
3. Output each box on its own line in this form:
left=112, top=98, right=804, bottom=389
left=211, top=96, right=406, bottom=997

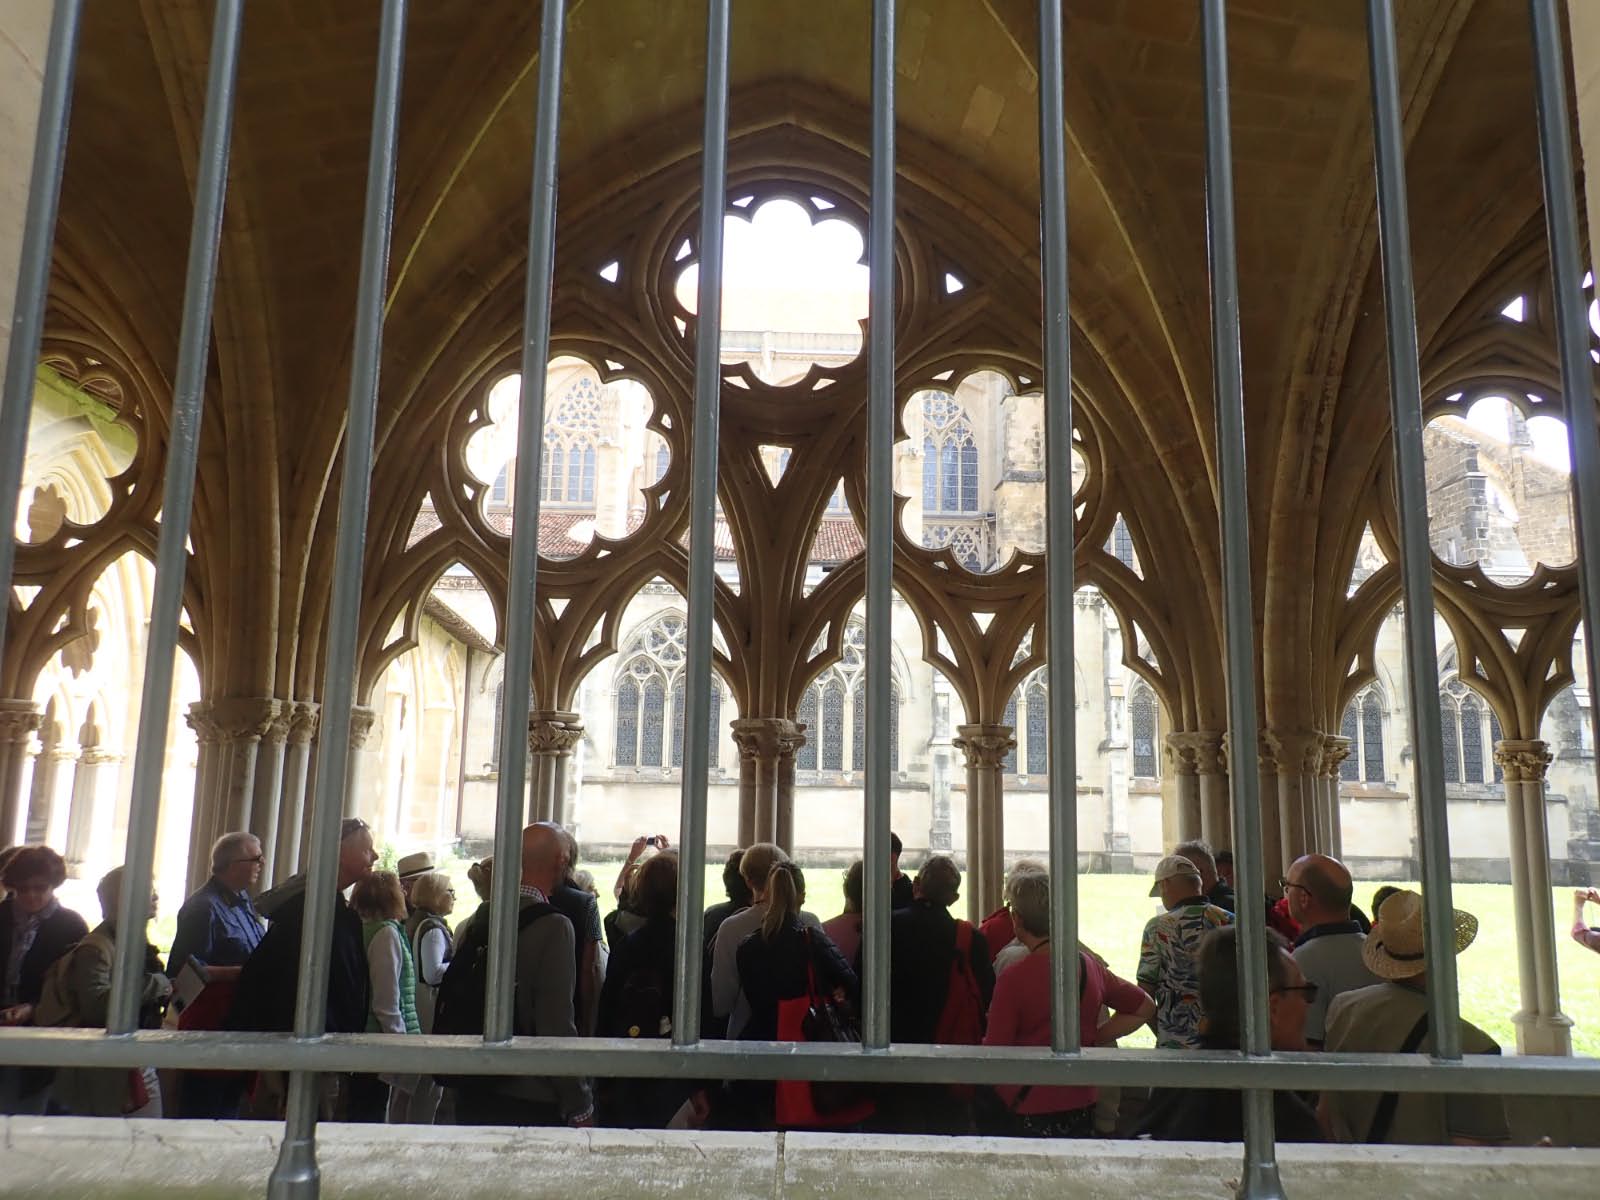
left=861, top=0, right=896, bottom=1053
left=671, top=0, right=730, bottom=1048
left=267, top=3, right=406, bottom=1194
left=107, top=0, right=243, bottom=1038
left=1530, top=1, right=1600, bottom=870
left=1037, top=0, right=1081, bottom=1055
left=1365, top=0, right=1461, bottom=1060
left=1199, top=3, right=1285, bottom=1196
left=483, top=0, right=566, bottom=1045
left=0, top=0, right=82, bottom=663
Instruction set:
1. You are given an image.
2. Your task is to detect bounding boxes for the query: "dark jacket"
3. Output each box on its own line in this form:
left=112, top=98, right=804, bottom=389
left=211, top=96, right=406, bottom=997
left=597, top=916, right=690, bottom=1127
left=226, top=889, right=368, bottom=1034
left=599, top=916, right=676, bottom=1039
left=891, top=874, right=915, bottom=910
left=734, top=918, right=857, bottom=1043
left=889, top=900, right=993, bottom=1044
left=1207, top=879, right=1237, bottom=914
left=0, top=896, right=89, bottom=1009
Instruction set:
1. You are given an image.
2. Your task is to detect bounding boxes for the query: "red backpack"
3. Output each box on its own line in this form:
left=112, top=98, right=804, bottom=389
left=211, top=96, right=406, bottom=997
left=934, top=920, right=985, bottom=1046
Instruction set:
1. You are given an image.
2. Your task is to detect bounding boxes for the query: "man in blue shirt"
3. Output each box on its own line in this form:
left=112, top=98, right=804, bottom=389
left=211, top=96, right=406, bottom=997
left=167, top=832, right=265, bottom=980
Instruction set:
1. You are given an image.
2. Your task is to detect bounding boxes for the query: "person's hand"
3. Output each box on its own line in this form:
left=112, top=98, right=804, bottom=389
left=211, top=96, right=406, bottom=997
left=0, top=1003, right=34, bottom=1026
left=655, top=834, right=671, bottom=851
left=1587, top=888, right=1600, bottom=904
left=568, top=1110, right=595, bottom=1129
left=627, top=836, right=648, bottom=863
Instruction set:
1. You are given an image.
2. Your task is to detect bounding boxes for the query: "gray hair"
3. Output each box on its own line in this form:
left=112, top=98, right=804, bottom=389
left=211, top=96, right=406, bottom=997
left=211, top=831, right=261, bottom=875
left=1008, top=869, right=1050, bottom=938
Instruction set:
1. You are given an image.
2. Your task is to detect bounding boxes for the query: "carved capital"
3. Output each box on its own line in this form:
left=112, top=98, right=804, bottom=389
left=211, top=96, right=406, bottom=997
left=528, top=710, right=585, bottom=757
left=287, top=702, right=320, bottom=745
left=1260, top=729, right=1323, bottom=776
left=263, top=703, right=293, bottom=745
left=731, top=717, right=792, bottom=762
left=348, top=705, right=379, bottom=750
left=0, top=700, right=43, bottom=744
left=186, top=697, right=279, bottom=746
left=1319, top=735, right=1353, bottom=781
left=1165, top=731, right=1225, bottom=777
left=954, top=723, right=1015, bottom=769
left=79, top=747, right=120, bottom=767
left=1494, top=739, right=1552, bottom=784
left=776, top=721, right=807, bottom=761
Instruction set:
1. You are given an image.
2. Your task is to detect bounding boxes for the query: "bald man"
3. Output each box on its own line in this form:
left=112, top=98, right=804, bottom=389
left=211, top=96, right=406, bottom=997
left=1284, top=853, right=1378, bottom=1046
left=452, top=823, right=593, bottom=1127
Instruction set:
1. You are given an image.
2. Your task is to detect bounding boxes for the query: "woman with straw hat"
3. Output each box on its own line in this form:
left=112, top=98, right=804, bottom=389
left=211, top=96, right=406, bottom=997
left=1319, top=890, right=1508, bottom=1145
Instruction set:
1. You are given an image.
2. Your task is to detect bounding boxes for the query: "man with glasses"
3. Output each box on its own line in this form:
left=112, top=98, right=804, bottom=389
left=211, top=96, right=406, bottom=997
left=167, top=832, right=266, bottom=982
left=1282, top=854, right=1377, bottom=1048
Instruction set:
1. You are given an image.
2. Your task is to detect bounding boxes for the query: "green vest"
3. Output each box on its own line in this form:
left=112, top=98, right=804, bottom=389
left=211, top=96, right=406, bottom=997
left=362, top=917, right=421, bottom=1035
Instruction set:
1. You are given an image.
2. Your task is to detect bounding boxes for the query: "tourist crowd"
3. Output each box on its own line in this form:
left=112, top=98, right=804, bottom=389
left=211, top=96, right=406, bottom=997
left=0, top=825, right=1533, bottom=1143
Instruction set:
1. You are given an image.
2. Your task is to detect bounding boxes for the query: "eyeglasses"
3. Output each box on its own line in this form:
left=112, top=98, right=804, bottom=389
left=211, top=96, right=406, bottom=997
left=1277, top=878, right=1311, bottom=896
left=232, top=855, right=265, bottom=866
left=1271, top=982, right=1319, bottom=1002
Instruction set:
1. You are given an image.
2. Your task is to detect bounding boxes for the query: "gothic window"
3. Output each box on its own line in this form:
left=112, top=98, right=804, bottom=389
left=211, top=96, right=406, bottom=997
left=1025, top=679, right=1047, bottom=775
left=1490, top=710, right=1503, bottom=783
left=1460, top=694, right=1483, bottom=783
left=541, top=375, right=602, bottom=505
left=1361, top=689, right=1385, bottom=783
left=615, top=676, right=639, bottom=767
left=797, top=686, right=819, bottom=770
left=1130, top=686, right=1158, bottom=779
left=1441, top=691, right=1462, bottom=784
left=654, top=441, right=670, bottom=484
left=1339, top=702, right=1359, bottom=782
left=640, top=677, right=666, bottom=767
left=821, top=681, right=845, bottom=770
left=850, top=681, right=901, bottom=772
left=1110, top=515, right=1135, bottom=571
left=921, top=393, right=979, bottom=514
left=490, top=463, right=509, bottom=507
left=1002, top=692, right=1019, bottom=774
left=613, top=612, right=721, bottom=771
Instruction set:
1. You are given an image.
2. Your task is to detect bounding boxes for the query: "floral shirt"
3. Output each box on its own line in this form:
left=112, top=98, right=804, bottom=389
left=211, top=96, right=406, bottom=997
left=1137, top=897, right=1233, bottom=1049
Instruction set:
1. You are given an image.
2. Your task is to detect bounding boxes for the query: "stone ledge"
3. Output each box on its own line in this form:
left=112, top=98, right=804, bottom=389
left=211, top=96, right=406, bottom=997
left=3, top=1118, right=1599, bottom=1199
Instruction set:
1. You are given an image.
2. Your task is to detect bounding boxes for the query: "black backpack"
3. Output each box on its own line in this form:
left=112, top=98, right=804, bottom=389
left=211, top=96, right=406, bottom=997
left=431, top=901, right=556, bottom=1088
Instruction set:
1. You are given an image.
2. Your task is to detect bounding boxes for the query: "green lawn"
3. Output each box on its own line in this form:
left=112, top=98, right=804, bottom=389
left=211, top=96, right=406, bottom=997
left=131, top=859, right=1600, bottom=1057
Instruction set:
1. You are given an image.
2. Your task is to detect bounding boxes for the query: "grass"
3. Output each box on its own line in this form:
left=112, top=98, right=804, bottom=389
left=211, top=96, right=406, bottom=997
left=87, top=862, right=1600, bottom=1057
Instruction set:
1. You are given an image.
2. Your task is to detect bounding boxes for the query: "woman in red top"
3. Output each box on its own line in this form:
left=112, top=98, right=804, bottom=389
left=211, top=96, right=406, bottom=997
left=982, top=871, right=1155, bottom=1137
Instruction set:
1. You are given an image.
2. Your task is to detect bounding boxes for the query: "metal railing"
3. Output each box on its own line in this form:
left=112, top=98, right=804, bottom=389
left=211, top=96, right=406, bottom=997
left=0, top=2, right=1598, bottom=1199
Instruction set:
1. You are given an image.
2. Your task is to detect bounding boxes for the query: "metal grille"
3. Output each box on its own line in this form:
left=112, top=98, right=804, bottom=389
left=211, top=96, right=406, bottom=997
left=0, top=3, right=1598, bottom=1199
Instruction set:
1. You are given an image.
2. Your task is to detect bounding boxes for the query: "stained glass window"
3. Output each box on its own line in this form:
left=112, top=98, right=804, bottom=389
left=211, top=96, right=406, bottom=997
left=1002, top=692, right=1019, bottom=774
left=1111, top=516, right=1135, bottom=570
left=641, top=678, right=666, bottom=767
left=1025, top=680, right=1047, bottom=775
left=490, top=464, right=509, bottom=506
left=922, top=393, right=979, bottom=514
left=1339, top=702, right=1359, bottom=781
left=822, top=682, right=845, bottom=771
left=669, top=679, right=685, bottom=768
left=581, top=445, right=596, bottom=502
left=542, top=375, right=602, bottom=506
left=615, top=677, right=639, bottom=767
left=655, top=442, right=670, bottom=483
left=1362, top=690, right=1385, bottom=783
left=922, top=437, right=938, bottom=509
left=797, top=687, right=819, bottom=770
left=851, top=682, right=866, bottom=772
left=1440, top=697, right=1461, bottom=784
left=1490, top=709, right=1503, bottom=783
left=1131, top=687, right=1158, bottom=778
left=1461, top=695, right=1483, bottom=783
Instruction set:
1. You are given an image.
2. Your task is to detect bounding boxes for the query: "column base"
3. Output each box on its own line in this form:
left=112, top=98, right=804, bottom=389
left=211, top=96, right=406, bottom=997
left=1512, top=1009, right=1574, bottom=1057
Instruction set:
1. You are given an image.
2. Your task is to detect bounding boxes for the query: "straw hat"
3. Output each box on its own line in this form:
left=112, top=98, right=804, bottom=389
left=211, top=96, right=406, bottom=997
left=1361, top=889, right=1478, bottom=980
left=395, top=851, right=436, bottom=880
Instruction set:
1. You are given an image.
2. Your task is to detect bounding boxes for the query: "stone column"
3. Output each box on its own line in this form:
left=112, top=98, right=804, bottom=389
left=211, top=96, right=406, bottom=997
left=1229, top=732, right=1285, bottom=887
left=23, top=716, right=67, bottom=845
left=928, top=735, right=953, bottom=853
left=1163, top=733, right=1208, bottom=843
left=184, top=698, right=277, bottom=887
left=0, top=700, right=42, bottom=846
left=1318, top=735, right=1352, bottom=861
left=527, top=710, right=584, bottom=825
left=954, top=723, right=1014, bottom=923
left=276, top=702, right=318, bottom=883
left=1262, top=729, right=1323, bottom=865
left=345, top=705, right=379, bottom=819
left=773, top=723, right=806, bottom=853
left=731, top=718, right=790, bottom=846
left=63, top=746, right=115, bottom=873
left=1496, top=739, right=1573, bottom=1056
left=251, top=704, right=290, bottom=884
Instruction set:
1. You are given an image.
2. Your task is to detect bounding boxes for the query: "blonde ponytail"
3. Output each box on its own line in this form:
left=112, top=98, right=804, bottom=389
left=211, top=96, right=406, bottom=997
left=761, top=861, right=802, bottom=940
